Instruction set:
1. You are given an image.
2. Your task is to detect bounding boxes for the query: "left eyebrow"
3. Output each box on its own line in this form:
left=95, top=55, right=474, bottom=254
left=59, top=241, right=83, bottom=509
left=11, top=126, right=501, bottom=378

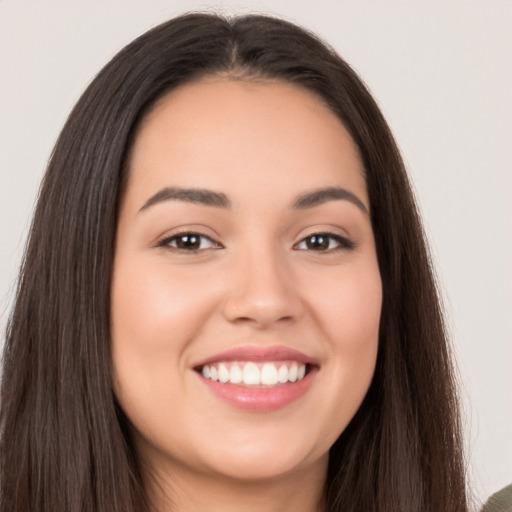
left=292, top=187, right=368, bottom=214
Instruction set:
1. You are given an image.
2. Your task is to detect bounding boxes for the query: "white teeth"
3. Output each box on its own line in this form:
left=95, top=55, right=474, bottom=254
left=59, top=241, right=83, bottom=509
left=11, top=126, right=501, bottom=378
left=243, top=362, right=261, bottom=385
left=200, top=361, right=308, bottom=387
left=261, top=363, right=278, bottom=386
left=277, top=364, right=288, bottom=383
left=288, top=363, right=298, bottom=382
left=229, top=364, right=243, bottom=384
left=218, top=363, right=229, bottom=383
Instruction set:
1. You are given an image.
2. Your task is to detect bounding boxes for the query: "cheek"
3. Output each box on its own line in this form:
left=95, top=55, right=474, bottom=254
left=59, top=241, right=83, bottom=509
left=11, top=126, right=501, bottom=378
left=305, top=259, right=382, bottom=348
left=111, top=258, right=219, bottom=353
left=109, top=257, right=222, bottom=415
left=300, top=260, right=381, bottom=422
left=109, top=258, right=219, bottom=443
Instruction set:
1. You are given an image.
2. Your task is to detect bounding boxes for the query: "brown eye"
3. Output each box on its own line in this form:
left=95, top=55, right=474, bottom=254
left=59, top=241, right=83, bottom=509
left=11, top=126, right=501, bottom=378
left=159, top=233, right=220, bottom=251
left=295, top=233, right=355, bottom=252
left=175, top=234, right=201, bottom=249
left=304, top=234, right=330, bottom=250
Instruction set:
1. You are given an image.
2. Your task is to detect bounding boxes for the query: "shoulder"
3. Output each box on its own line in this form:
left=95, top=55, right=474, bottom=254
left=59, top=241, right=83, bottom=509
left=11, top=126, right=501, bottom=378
left=481, top=484, right=512, bottom=512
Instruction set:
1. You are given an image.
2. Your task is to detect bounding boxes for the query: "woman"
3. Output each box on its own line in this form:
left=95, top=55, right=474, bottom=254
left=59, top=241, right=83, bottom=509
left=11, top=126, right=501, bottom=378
left=0, top=12, right=469, bottom=512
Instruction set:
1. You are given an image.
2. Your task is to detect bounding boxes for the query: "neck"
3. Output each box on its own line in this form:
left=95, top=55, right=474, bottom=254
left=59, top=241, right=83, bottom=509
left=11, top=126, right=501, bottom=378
left=144, top=456, right=327, bottom=512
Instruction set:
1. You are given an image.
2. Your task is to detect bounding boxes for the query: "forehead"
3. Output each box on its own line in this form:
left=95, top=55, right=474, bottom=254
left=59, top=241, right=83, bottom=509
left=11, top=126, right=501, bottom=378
left=125, top=79, right=367, bottom=210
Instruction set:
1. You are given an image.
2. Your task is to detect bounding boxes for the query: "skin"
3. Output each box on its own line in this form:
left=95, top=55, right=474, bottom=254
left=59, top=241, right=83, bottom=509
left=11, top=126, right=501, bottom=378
left=111, top=79, right=382, bottom=512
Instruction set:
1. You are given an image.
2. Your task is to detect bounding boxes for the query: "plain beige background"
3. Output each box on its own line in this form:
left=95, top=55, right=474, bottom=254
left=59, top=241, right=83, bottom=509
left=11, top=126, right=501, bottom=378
left=1, top=0, right=511, bottom=506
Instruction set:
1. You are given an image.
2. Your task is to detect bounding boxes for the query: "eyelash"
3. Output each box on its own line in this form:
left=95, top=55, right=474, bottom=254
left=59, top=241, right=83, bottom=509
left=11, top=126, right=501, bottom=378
left=157, top=231, right=355, bottom=253
left=294, top=233, right=355, bottom=252
left=157, top=232, right=221, bottom=251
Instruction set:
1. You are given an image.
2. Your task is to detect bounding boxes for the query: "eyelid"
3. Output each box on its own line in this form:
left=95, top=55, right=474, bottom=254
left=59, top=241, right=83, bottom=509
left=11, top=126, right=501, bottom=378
left=154, top=227, right=355, bottom=253
left=157, top=230, right=223, bottom=251
left=293, top=231, right=356, bottom=252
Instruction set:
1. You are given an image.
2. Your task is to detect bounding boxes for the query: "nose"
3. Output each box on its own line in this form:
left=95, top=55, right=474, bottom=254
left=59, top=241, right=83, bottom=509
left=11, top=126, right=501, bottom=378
left=222, top=247, right=304, bottom=329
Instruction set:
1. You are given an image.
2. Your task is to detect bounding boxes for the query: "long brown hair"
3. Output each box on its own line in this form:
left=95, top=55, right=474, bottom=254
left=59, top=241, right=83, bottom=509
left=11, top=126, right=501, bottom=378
left=0, top=13, right=468, bottom=512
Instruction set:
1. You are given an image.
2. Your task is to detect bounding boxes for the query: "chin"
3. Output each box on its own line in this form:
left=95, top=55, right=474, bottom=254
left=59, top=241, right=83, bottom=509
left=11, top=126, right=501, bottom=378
left=205, top=452, right=321, bottom=483
left=195, top=433, right=325, bottom=483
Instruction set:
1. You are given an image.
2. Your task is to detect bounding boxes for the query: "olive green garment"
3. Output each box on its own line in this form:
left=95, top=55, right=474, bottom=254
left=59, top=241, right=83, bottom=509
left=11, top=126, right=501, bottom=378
left=482, top=484, right=512, bottom=512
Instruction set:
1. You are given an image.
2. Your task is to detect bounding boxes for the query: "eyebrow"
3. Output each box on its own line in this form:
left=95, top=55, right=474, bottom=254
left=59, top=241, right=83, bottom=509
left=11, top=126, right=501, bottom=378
left=139, top=186, right=368, bottom=214
left=293, top=187, right=368, bottom=213
left=139, top=187, right=231, bottom=211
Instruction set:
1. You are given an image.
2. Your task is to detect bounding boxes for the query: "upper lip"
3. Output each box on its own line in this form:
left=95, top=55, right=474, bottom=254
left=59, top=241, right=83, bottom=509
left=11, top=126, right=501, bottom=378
left=192, top=345, right=319, bottom=369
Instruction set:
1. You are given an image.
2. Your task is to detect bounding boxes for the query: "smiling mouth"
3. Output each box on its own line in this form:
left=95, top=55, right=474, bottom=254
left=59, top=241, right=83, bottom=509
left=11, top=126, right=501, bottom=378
left=195, top=360, right=313, bottom=387
left=192, top=346, right=319, bottom=411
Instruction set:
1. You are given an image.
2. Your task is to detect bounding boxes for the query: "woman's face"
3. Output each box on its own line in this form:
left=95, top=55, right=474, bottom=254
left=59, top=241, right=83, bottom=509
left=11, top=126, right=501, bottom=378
left=111, top=79, right=382, bottom=485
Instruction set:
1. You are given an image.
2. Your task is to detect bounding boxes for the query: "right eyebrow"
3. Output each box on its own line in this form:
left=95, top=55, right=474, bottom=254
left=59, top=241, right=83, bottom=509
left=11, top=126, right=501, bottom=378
left=139, top=187, right=231, bottom=212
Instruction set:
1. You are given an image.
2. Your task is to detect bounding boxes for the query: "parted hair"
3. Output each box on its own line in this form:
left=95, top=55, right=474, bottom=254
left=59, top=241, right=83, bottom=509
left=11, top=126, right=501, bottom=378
left=0, top=12, right=468, bottom=512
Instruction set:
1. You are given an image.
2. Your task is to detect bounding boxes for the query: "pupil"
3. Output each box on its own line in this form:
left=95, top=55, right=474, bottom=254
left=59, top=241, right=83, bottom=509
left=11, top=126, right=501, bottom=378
left=308, top=235, right=328, bottom=250
left=177, top=235, right=199, bottom=249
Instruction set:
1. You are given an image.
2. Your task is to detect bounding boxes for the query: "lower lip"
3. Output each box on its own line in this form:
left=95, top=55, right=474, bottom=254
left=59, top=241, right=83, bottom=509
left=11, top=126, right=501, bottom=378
left=197, top=369, right=316, bottom=412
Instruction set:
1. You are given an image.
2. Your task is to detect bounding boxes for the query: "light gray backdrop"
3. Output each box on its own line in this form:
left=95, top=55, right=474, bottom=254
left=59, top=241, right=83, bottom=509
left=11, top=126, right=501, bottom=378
left=1, top=1, right=510, bottom=507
